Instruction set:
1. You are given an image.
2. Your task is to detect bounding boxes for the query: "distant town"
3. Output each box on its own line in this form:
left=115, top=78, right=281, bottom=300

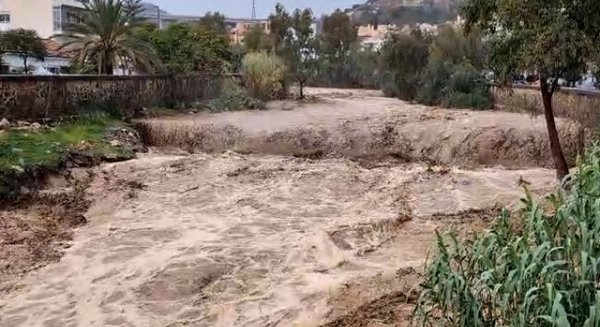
left=0, top=0, right=462, bottom=74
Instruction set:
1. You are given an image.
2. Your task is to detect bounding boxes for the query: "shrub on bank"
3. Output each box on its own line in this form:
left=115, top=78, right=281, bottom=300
left=379, top=30, right=431, bottom=100
left=441, top=65, right=492, bottom=109
left=415, top=148, right=600, bottom=326
left=380, top=26, right=492, bottom=110
left=201, top=78, right=265, bottom=112
left=241, top=51, right=287, bottom=100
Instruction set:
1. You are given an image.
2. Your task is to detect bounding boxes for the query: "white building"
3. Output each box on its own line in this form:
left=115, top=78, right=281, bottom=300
left=1, top=39, right=72, bottom=74
left=0, top=0, right=89, bottom=38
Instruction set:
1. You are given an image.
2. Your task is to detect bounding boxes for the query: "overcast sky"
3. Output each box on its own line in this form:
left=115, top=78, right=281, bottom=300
left=150, top=0, right=359, bottom=19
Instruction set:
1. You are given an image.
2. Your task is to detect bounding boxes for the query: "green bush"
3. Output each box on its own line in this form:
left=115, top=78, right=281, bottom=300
left=441, top=65, right=492, bottom=109
left=416, top=148, right=600, bottom=326
left=202, top=78, right=265, bottom=111
left=379, top=30, right=431, bottom=100
left=416, top=59, right=452, bottom=105
left=241, top=51, right=287, bottom=100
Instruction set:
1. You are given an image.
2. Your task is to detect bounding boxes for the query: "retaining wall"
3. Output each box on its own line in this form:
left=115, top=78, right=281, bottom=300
left=0, top=74, right=221, bottom=121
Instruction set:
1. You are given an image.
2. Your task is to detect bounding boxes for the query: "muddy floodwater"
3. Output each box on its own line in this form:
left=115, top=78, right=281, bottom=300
left=0, top=89, right=577, bottom=327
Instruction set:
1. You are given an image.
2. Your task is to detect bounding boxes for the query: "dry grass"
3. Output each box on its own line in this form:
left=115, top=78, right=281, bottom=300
left=494, top=87, right=600, bottom=135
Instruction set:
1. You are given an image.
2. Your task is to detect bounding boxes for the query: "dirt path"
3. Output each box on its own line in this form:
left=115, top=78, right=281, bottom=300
left=0, top=89, right=564, bottom=326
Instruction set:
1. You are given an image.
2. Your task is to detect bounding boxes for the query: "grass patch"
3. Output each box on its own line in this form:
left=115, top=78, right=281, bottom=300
left=0, top=112, right=131, bottom=202
left=0, top=114, right=110, bottom=170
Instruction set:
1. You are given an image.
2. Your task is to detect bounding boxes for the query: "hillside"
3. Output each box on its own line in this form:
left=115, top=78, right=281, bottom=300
left=349, top=0, right=462, bottom=26
left=365, top=0, right=455, bottom=8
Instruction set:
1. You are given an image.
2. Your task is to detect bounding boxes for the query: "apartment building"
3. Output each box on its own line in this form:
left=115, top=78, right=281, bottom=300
left=0, top=0, right=87, bottom=38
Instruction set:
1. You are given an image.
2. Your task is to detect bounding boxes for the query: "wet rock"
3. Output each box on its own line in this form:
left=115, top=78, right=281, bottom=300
left=105, top=126, right=148, bottom=153
left=30, top=122, right=42, bottom=129
left=0, top=118, right=10, bottom=129
left=16, top=121, right=30, bottom=127
left=102, top=152, right=135, bottom=162
left=68, top=152, right=96, bottom=167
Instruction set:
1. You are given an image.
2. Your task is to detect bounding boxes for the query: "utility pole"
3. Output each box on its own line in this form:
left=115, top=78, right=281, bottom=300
left=251, top=0, right=256, bottom=20
left=156, top=5, right=161, bottom=29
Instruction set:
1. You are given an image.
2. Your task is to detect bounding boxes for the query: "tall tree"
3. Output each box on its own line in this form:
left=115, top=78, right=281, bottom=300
left=58, top=0, right=161, bottom=75
left=380, top=29, right=431, bottom=99
left=462, top=0, right=599, bottom=179
left=268, top=3, right=292, bottom=50
left=287, top=8, right=316, bottom=98
left=243, top=25, right=272, bottom=52
left=3, top=29, right=46, bottom=74
left=268, top=4, right=315, bottom=98
left=135, top=22, right=231, bottom=74
left=321, top=9, right=357, bottom=60
left=198, top=12, right=227, bottom=35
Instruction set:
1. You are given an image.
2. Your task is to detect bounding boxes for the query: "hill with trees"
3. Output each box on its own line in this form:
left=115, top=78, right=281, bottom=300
left=348, top=0, right=463, bottom=26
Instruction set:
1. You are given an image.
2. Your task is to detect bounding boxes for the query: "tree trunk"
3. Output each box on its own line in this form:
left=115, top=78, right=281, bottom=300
left=101, top=61, right=114, bottom=75
left=23, top=56, right=28, bottom=74
left=299, top=80, right=305, bottom=99
left=540, top=78, right=569, bottom=180
left=101, top=51, right=114, bottom=75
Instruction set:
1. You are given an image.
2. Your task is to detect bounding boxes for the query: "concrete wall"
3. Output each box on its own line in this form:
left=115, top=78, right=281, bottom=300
left=0, top=74, right=222, bottom=120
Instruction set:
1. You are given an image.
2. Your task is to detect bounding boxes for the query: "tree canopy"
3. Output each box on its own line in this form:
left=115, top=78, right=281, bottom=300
left=198, top=12, right=227, bottom=35
left=2, top=29, right=46, bottom=74
left=58, top=0, right=161, bottom=74
left=463, top=0, right=600, bottom=178
left=321, top=9, right=358, bottom=60
left=135, top=22, right=231, bottom=74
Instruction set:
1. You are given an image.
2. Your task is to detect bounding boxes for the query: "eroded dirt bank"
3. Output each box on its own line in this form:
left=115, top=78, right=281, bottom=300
left=0, top=89, right=570, bottom=326
left=138, top=91, right=583, bottom=169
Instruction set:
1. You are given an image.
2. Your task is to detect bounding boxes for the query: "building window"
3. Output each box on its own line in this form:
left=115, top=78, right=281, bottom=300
left=0, top=12, right=10, bottom=23
left=53, top=6, right=62, bottom=31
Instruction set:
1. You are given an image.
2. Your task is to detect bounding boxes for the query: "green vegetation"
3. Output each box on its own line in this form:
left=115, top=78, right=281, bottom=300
left=416, top=147, right=600, bottom=326
left=0, top=114, right=131, bottom=200
left=265, top=4, right=378, bottom=90
left=241, top=51, right=287, bottom=100
left=1, top=29, right=46, bottom=74
left=243, top=25, right=272, bottom=52
left=379, top=25, right=490, bottom=109
left=268, top=5, right=316, bottom=98
left=441, top=64, right=491, bottom=109
left=353, top=1, right=461, bottom=27
left=201, top=78, right=265, bottom=111
left=380, top=30, right=431, bottom=99
left=134, top=21, right=231, bottom=74
left=462, top=0, right=600, bottom=179
left=58, top=0, right=161, bottom=74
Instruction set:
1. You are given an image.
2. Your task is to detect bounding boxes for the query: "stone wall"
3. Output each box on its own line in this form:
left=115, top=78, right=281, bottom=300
left=0, top=74, right=221, bottom=121
left=493, top=85, right=600, bottom=130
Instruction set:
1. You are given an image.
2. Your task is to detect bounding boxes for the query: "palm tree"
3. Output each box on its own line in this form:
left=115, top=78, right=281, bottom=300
left=57, top=0, right=161, bottom=74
